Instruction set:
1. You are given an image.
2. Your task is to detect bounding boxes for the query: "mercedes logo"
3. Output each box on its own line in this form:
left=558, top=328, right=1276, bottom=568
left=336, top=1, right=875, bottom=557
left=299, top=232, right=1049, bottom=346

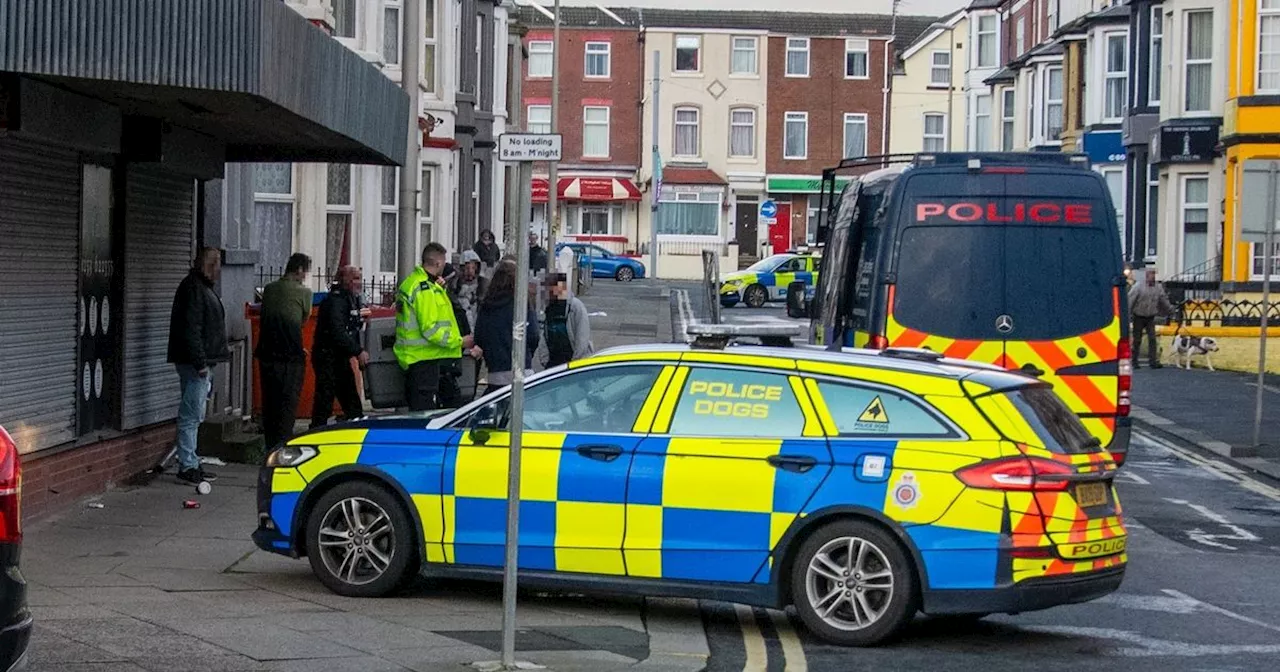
left=995, top=314, right=1014, bottom=334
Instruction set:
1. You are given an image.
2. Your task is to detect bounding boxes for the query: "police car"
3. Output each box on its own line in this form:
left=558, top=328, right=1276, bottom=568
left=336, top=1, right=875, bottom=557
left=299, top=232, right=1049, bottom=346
left=253, top=325, right=1127, bottom=646
left=721, top=250, right=819, bottom=308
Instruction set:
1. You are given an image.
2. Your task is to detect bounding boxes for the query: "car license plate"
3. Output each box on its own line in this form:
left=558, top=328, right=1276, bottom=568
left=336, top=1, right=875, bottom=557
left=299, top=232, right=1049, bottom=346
left=1075, top=482, right=1108, bottom=508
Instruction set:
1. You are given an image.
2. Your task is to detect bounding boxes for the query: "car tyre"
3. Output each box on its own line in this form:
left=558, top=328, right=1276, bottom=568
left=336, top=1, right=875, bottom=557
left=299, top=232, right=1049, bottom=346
left=306, top=480, right=416, bottom=598
left=744, top=284, right=768, bottom=308
left=789, top=519, right=918, bottom=646
left=615, top=266, right=635, bottom=282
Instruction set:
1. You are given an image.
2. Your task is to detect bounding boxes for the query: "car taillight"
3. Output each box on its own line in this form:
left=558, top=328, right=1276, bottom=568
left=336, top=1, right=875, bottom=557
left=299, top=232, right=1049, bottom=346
left=956, top=456, right=1073, bottom=492
left=0, top=426, right=21, bottom=544
left=868, top=334, right=889, bottom=350
left=1117, top=339, right=1132, bottom=417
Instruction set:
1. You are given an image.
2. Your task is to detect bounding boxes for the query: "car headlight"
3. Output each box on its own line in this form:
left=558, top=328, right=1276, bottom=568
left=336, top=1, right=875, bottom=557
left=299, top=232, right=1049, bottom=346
left=266, top=445, right=318, bottom=468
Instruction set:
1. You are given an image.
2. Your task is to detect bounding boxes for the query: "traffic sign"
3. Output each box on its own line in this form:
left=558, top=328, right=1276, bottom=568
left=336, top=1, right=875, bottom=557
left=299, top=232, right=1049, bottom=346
left=760, top=199, right=778, bottom=218
left=498, top=133, right=563, bottom=162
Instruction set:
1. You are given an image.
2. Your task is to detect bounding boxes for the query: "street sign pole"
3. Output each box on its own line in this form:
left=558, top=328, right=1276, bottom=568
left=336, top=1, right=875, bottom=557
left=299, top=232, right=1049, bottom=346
left=650, top=49, right=661, bottom=279
left=1255, top=162, right=1276, bottom=449
left=496, top=133, right=560, bottom=671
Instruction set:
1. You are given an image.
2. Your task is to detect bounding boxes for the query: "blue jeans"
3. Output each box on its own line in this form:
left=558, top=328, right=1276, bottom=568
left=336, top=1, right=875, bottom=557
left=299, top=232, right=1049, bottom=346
left=175, top=364, right=214, bottom=472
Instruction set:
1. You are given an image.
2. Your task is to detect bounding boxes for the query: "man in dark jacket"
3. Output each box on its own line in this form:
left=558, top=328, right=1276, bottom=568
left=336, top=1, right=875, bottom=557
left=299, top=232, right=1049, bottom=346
left=310, top=266, right=369, bottom=428
left=255, top=253, right=312, bottom=450
left=166, top=247, right=230, bottom=484
left=528, top=232, right=548, bottom=275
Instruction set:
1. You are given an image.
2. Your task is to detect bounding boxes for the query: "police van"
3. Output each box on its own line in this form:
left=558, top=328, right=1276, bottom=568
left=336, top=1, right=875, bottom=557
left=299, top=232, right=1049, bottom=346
left=789, top=153, right=1132, bottom=464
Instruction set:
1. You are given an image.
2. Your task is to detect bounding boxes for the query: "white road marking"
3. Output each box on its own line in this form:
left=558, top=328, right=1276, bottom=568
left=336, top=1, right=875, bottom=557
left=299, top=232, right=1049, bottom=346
left=1163, top=498, right=1261, bottom=550
left=1021, top=625, right=1280, bottom=657
left=1244, top=381, right=1280, bottom=395
left=1136, top=432, right=1280, bottom=502
left=1161, top=589, right=1280, bottom=634
left=1093, top=593, right=1200, bottom=614
left=734, top=604, right=768, bottom=672
left=768, top=610, right=808, bottom=672
left=1114, top=469, right=1151, bottom=485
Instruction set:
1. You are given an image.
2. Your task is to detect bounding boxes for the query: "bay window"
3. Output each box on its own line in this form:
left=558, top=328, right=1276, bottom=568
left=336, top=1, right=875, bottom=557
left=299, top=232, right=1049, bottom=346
left=1180, top=175, right=1210, bottom=271
left=974, top=94, right=992, bottom=151
left=657, top=189, right=721, bottom=236
left=1104, top=32, right=1128, bottom=121
left=380, top=166, right=397, bottom=273
left=1046, top=66, right=1064, bottom=141
left=325, top=164, right=353, bottom=271
left=976, top=15, right=998, bottom=68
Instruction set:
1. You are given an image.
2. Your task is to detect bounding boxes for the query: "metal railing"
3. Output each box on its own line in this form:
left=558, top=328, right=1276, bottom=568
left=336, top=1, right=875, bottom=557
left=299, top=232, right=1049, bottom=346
left=1162, top=256, right=1223, bottom=303
left=1169, top=298, right=1280, bottom=328
left=255, top=266, right=402, bottom=306
left=640, top=240, right=734, bottom=257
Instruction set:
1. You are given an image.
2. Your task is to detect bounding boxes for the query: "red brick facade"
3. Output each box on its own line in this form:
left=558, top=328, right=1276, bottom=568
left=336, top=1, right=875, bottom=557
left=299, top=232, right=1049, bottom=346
left=765, top=35, right=891, bottom=175
left=21, top=423, right=175, bottom=520
left=523, top=28, right=643, bottom=168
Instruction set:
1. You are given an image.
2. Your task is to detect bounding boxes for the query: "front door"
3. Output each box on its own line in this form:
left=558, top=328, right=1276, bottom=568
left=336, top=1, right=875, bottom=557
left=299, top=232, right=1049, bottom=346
left=447, top=364, right=666, bottom=575
left=735, top=196, right=759, bottom=265
left=770, top=203, right=792, bottom=254
left=625, top=365, right=831, bottom=583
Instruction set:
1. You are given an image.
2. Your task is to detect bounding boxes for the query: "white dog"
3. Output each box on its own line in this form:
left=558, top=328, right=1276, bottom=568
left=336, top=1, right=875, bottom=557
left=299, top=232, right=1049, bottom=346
left=1169, top=332, right=1220, bottom=371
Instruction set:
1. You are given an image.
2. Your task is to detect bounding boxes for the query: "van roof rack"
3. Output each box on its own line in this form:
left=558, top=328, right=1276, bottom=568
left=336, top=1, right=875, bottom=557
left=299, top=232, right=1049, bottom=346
left=912, top=152, right=1090, bottom=169
left=687, top=323, right=804, bottom=349
left=878, top=347, right=944, bottom=363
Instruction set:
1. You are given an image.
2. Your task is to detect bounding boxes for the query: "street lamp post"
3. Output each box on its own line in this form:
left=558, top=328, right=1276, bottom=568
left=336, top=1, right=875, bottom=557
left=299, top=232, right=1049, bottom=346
left=546, top=0, right=561, bottom=256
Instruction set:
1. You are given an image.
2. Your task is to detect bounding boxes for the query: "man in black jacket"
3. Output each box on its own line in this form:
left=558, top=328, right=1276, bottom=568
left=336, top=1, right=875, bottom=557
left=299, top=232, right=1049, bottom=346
left=310, top=266, right=369, bottom=428
left=166, top=247, right=230, bottom=484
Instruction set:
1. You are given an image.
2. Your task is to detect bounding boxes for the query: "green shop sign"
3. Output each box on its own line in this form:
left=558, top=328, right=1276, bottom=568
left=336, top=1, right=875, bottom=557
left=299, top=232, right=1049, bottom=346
left=766, top=176, right=853, bottom=193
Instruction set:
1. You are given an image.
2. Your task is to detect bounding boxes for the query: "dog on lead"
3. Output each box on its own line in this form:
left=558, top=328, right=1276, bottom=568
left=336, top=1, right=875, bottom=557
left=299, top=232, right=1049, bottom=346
left=1169, top=328, right=1220, bottom=371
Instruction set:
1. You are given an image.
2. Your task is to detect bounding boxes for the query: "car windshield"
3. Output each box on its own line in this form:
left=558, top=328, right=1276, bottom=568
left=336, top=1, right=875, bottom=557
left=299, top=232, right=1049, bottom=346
left=746, top=255, right=790, bottom=273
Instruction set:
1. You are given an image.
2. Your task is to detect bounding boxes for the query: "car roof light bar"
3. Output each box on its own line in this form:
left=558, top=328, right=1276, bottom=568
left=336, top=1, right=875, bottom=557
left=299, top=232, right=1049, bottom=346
left=687, top=323, right=804, bottom=349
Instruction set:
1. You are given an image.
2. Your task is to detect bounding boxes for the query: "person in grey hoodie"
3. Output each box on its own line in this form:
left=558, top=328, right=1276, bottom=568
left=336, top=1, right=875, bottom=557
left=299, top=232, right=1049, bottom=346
left=535, top=272, right=593, bottom=369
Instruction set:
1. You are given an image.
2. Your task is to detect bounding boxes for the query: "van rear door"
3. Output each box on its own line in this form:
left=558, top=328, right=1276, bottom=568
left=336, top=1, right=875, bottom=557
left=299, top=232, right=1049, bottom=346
left=887, top=170, right=1125, bottom=450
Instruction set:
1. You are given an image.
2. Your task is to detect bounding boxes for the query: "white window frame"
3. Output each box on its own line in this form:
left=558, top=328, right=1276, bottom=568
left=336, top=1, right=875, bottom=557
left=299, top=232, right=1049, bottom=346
left=930, top=50, right=951, bottom=86
left=423, top=0, right=438, bottom=93
left=786, top=37, right=811, bottom=77
left=572, top=204, right=624, bottom=237
left=728, top=107, right=757, bottom=158
left=784, top=111, right=809, bottom=160
left=585, top=41, right=611, bottom=78
left=923, top=113, right=947, bottom=152
left=528, top=40, right=554, bottom=78
left=674, top=106, right=701, bottom=158
left=380, top=166, right=398, bottom=273
left=325, top=163, right=355, bottom=272
left=253, top=163, right=295, bottom=266
left=1251, top=241, right=1280, bottom=279
left=842, top=113, right=868, bottom=159
left=731, top=36, right=759, bottom=75
left=976, top=14, right=999, bottom=68
left=1103, top=31, right=1129, bottom=123
left=1016, top=16, right=1026, bottom=55
left=845, top=38, right=870, bottom=79
left=382, top=0, right=402, bottom=67
left=582, top=106, right=610, bottom=158
left=1258, top=0, right=1280, bottom=93
left=1027, top=69, right=1037, bottom=143
left=1179, top=173, right=1211, bottom=271
left=332, top=0, right=358, bottom=41
left=1183, top=9, right=1214, bottom=114
left=1001, top=88, right=1016, bottom=151
left=973, top=93, right=993, bottom=151
left=1099, top=166, right=1126, bottom=253
left=1049, top=0, right=1060, bottom=33
left=1149, top=6, right=1163, bottom=105
left=1045, top=65, right=1064, bottom=142
left=527, top=104, right=551, bottom=134
left=420, top=165, right=437, bottom=249
left=674, top=34, right=702, bottom=73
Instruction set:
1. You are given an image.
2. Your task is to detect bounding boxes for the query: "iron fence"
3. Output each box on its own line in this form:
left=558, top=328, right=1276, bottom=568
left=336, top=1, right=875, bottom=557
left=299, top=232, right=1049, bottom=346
left=1168, top=299, right=1280, bottom=328
left=255, top=266, right=401, bottom=306
left=1162, top=256, right=1223, bottom=303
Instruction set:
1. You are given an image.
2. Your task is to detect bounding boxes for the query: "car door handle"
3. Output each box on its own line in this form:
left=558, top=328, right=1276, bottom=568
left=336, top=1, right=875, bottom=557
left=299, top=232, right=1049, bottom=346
left=577, top=444, right=624, bottom=462
left=767, top=454, right=818, bottom=473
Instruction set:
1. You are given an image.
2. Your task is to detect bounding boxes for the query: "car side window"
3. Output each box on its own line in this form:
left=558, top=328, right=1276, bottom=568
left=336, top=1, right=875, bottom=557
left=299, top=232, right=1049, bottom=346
left=484, top=365, right=663, bottom=434
left=778, top=257, right=806, bottom=273
left=813, top=380, right=957, bottom=438
left=667, top=367, right=806, bottom=437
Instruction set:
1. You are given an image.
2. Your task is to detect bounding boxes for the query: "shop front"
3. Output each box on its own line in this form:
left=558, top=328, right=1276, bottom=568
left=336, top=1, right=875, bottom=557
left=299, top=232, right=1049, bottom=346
left=765, top=175, right=854, bottom=252
left=532, top=176, right=642, bottom=253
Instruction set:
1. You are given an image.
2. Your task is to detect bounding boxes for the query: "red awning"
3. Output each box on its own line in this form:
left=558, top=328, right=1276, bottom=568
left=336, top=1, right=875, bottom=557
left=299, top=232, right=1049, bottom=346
left=532, top=177, right=642, bottom=203
left=660, top=167, right=727, bottom=185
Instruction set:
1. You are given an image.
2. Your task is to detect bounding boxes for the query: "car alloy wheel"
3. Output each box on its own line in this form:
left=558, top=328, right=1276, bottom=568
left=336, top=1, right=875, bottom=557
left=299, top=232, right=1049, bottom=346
left=306, top=480, right=416, bottom=597
left=805, top=536, right=895, bottom=630
left=789, top=519, right=917, bottom=646
left=616, top=266, right=635, bottom=282
left=744, top=284, right=768, bottom=308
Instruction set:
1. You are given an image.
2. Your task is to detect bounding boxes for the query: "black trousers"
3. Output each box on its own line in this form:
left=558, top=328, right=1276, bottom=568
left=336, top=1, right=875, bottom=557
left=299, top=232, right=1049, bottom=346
left=311, top=355, right=364, bottom=427
left=1133, top=315, right=1159, bottom=366
left=405, top=360, right=442, bottom=411
left=259, top=360, right=304, bottom=450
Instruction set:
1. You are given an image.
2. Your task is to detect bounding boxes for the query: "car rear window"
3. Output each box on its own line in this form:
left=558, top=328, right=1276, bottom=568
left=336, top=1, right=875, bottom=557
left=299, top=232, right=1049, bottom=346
left=1002, top=387, right=1100, bottom=454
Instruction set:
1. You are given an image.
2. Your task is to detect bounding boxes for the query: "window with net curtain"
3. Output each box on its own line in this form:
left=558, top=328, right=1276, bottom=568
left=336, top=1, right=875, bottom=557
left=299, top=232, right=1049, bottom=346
left=1184, top=10, right=1213, bottom=112
left=674, top=107, right=700, bottom=157
left=254, top=163, right=293, bottom=272
left=843, top=113, right=867, bottom=159
left=333, top=0, right=355, bottom=39
left=1181, top=175, right=1210, bottom=272
left=583, top=106, right=610, bottom=158
left=423, top=0, right=437, bottom=92
left=923, top=113, right=947, bottom=152
left=731, top=36, right=757, bottom=74
left=729, top=108, right=755, bottom=157
left=1104, top=32, right=1128, bottom=120
left=1262, top=0, right=1280, bottom=92
left=326, top=164, right=353, bottom=273
left=657, top=190, right=721, bottom=236
left=380, top=166, right=397, bottom=273
left=1046, top=66, right=1064, bottom=140
left=786, top=38, right=809, bottom=76
left=784, top=112, right=807, bottom=159
left=383, top=1, right=400, bottom=65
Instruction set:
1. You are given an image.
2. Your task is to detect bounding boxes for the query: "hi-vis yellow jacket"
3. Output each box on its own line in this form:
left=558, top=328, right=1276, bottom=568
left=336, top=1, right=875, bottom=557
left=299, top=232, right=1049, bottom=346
left=394, top=266, right=462, bottom=368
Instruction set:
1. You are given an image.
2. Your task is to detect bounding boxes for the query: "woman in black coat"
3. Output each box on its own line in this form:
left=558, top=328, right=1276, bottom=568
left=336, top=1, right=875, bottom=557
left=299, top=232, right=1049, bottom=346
left=473, top=260, right=539, bottom=392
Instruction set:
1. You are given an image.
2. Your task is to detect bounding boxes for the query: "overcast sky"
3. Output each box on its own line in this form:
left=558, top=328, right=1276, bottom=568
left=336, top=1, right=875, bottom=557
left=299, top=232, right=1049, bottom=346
left=559, top=0, right=967, bottom=17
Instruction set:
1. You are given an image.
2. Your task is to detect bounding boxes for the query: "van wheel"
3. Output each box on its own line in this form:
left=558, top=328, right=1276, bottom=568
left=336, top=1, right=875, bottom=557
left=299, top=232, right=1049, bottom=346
left=305, top=481, right=416, bottom=598
left=789, top=519, right=918, bottom=646
left=744, top=284, right=768, bottom=308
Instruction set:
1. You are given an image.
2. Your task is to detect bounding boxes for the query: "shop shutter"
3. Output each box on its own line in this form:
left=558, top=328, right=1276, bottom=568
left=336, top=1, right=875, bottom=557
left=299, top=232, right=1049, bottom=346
left=121, top=166, right=195, bottom=429
left=0, top=136, right=80, bottom=453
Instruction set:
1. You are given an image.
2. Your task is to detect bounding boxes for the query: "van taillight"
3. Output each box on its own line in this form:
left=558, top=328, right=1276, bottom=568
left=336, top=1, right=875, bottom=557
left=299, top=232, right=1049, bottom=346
left=868, top=335, right=889, bottom=350
left=956, top=456, right=1073, bottom=492
left=1117, top=339, right=1132, bottom=417
left=0, top=426, right=21, bottom=544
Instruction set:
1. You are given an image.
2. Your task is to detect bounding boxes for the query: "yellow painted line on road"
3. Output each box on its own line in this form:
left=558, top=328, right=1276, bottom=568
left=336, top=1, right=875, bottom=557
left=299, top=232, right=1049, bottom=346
left=735, top=604, right=768, bottom=672
left=769, top=610, right=809, bottom=672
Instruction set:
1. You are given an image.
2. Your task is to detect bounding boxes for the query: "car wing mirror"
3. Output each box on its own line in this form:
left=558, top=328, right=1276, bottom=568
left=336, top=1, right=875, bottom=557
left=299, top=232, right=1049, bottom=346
left=468, top=404, right=503, bottom=445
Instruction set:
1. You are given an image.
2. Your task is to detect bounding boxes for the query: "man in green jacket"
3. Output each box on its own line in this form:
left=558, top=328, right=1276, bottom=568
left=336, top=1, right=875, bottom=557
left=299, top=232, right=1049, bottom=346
left=396, top=243, right=479, bottom=410
left=255, top=253, right=313, bottom=449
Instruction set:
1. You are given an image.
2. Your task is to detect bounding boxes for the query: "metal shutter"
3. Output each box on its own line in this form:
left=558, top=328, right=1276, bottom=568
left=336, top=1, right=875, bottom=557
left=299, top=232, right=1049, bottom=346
left=0, top=136, right=80, bottom=453
left=121, top=166, right=195, bottom=429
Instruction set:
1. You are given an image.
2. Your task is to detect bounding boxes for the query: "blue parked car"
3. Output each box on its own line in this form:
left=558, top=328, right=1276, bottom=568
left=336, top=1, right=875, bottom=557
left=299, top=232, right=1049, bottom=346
left=557, top=243, right=646, bottom=282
